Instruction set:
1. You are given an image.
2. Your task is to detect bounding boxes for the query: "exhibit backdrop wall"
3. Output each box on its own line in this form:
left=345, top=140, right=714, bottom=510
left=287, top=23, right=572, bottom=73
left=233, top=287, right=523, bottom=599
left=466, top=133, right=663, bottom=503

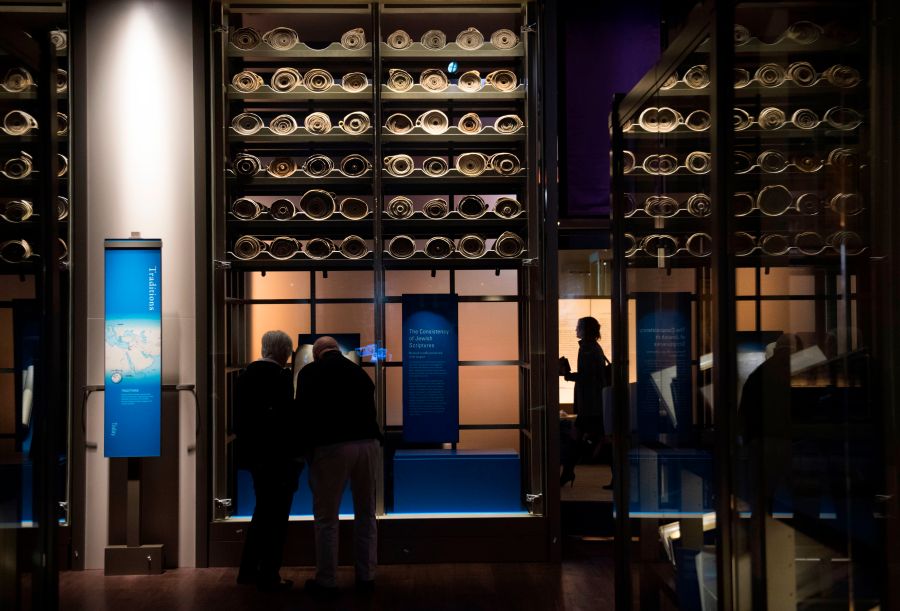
left=82, top=0, right=198, bottom=569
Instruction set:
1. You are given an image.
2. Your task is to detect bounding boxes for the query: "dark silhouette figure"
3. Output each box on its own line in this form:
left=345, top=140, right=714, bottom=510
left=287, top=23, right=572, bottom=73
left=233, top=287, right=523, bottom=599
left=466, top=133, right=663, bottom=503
left=234, top=330, right=301, bottom=591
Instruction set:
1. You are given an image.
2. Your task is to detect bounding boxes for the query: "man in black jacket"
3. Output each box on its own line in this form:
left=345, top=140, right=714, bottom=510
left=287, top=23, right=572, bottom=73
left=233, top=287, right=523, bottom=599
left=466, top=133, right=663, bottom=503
left=297, top=336, right=380, bottom=595
left=234, top=330, right=300, bottom=591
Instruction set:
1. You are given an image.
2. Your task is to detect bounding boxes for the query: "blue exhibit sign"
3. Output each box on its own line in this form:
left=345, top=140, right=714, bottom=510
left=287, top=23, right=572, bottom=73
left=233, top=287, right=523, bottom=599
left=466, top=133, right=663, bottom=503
left=104, top=239, right=162, bottom=457
left=635, top=292, right=692, bottom=443
left=402, top=294, right=459, bottom=443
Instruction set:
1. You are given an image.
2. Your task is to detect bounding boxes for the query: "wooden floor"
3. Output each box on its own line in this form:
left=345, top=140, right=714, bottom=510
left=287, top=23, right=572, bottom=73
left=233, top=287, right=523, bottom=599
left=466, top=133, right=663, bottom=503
left=60, top=540, right=614, bottom=611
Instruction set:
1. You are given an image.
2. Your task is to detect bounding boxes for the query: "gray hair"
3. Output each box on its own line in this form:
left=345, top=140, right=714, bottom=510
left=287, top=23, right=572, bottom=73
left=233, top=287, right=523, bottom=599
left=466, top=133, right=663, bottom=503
left=261, top=330, right=293, bottom=365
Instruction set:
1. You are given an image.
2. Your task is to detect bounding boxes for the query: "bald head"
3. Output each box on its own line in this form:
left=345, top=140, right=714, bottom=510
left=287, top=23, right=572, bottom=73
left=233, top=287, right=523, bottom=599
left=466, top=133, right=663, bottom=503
left=312, top=336, right=340, bottom=361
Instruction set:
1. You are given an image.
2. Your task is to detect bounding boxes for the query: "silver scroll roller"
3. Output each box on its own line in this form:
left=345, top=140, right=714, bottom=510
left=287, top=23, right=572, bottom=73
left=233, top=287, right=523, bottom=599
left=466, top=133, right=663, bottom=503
left=267, top=157, right=296, bottom=178
left=787, top=61, right=817, bottom=86
left=732, top=193, right=754, bottom=216
left=233, top=153, right=261, bottom=176
left=794, top=153, right=823, bottom=174
left=456, top=27, right=484, bottom=50
left=491, top=28, right=519, bottom=49
left=495, top=231, right=525, bottom=258
left=50, top=30, right=67, bottom=51
left=2, top=110, right=38, bottom=136
left=494, top=114, right=524, bottom=134
left=494, top=197, right=522, bottom=218
left=757, top=150, right=788, bottom=173
left=644, top=195, right=679, bottom=217
left=305, top=238, right=335, bottom=260
left=1, top=199, right=33, bottom=223
left=384, top=154, right=414, bottom=177
left=387, top=69, right=414, bottom=93
left=341, top=72, right=368, bottom=93
left=270, top=237, right=301, bottom=260
left=823, top=107, right=862, bottom=130
left=684, top=110, right=711, bottom=132
left=455, top=152, right=490, bottom=176
left=457, top=70, right=482, bottom=93
left=457, top=195, right=487, bottom=219
left=387, top=235, right=416, bottom=259
left=755, top=63, right=786, bottom=87
left=265, top=199, right=293, bottom=221
left=385, top=113, right=414, bottom=134
left=340, top=28, right=366, bottom=50
left=756, top=184, right=793, bottom=216
left=420, top=69, right=449, bottom=92
left=270, top=114, right=298, bottom=135
left=485, top=69, right=517, bottom=92
left=784, top=21, right=823, bottom=45
left=422, top=198, right=449, bottom=219
left=421, top=29, right=447, bottom=50
left=304, top=112, right=332, bottom=134
left=416, top=109, right=450, bottom=134
left=794, top=232, right=825, bottom=256
left=637, top=107, right=682, bottom=133
left=791, top=108, right=819, bottom=130
left=733, top=232, right=756, bottom=256
left=490, top=152, right=521, bottom=175
left=458, top=112, right=482, bottom=134
left=759, top=234, right=791, bottom=256
left=457, top=235, right=486, bottom=259
left=339, top=111, right=370, bottom=135
left=422, top=157, right=449, bottom=177
left=233, top=236, right=265, bottom=260
left=425, top=237, right=455, bottom=259
left=340, top=235, right=369, bottom=259
left=339, top=154, right=371, bottom=177
left=231, top=27, right=260, bottom=50
left=263, top=27, right=299, bottom=51
left=232, top=71, right=264, bottom=92
left=757, top=107, right=786, bottom=130
left=387, top=196, right=414, bottom=219
left=828, top=231, right=864, bottom=255
left=231, top=197, right=263, bottom=220
left=232, top=112, right=264, bottom=135
left=2, top=68, right=33, bottom=93
left=304, top=69, right=334, bottom=92
left=303, top=154, right=334, bottom=177
left=682, top=65, right=709, bottom=89
left=386, top=30, right=412, bottom=50
left=0, top=239, right=32, bottom=263
left=641, top=234, right=678, bottom=258
left=823, top=65, right=861, bottom=88
left=340, top=198, right=369, bottom=220
left=271, top=67, right=302, bottom=92
left=685, top=233, right=712, bottom=257
left=686, top=194, right=711, bottom=217
left=299, top=189, right=336, bottom=220
left=3, top=151, right=33, bottom=179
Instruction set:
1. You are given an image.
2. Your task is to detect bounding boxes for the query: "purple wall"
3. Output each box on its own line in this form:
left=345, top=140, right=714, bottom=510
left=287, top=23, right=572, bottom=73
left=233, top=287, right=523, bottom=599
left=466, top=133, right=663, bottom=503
left=562, top=3, right=661, bottom=217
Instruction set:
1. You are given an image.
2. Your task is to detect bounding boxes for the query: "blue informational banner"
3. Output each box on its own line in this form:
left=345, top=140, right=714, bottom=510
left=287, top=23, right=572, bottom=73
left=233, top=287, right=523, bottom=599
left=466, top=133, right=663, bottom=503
left=635, top=292, right=692, bottom=443
left=104, top=239, right=162, bottom=457
left=402, top=294, right=459, bottom=443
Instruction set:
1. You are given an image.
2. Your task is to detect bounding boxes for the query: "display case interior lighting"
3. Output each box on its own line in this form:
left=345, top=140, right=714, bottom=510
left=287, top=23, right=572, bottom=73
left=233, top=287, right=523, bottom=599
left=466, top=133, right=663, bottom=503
left=102, top=3, right=186, bottom=232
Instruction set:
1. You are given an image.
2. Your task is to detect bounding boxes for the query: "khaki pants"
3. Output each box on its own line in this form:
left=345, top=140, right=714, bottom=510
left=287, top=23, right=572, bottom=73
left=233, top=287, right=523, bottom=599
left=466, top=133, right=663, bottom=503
left=309, top=439, right=379, bottom=586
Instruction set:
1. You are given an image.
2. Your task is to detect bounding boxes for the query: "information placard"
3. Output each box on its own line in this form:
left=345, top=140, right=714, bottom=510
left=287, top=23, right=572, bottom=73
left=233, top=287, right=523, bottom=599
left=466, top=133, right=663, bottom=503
left=402, top=294, right=459, bottom=443
left=104, top=239, right=162, bottom=457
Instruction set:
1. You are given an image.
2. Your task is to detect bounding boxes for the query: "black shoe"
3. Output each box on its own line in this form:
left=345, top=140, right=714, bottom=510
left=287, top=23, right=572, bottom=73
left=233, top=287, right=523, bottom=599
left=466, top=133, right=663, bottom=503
left=305, top=578, right=339, bottom=599
left=355, top=579, right=376, bottom=593
left=257, top=579, right=293, bottom=592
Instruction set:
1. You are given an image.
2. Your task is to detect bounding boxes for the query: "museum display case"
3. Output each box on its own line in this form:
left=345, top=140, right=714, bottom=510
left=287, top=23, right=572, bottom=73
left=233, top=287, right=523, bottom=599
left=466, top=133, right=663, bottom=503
left=207, top=0, right=551, bottom=563
left=611, top=1, right=890, bottom=608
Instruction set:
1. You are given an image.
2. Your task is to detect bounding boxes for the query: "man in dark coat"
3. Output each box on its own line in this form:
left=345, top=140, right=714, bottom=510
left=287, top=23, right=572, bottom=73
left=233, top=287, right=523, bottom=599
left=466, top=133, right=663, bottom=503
left=234, top=330, right=301, bottom=591
left=297, top=336, right=381, bottom=596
